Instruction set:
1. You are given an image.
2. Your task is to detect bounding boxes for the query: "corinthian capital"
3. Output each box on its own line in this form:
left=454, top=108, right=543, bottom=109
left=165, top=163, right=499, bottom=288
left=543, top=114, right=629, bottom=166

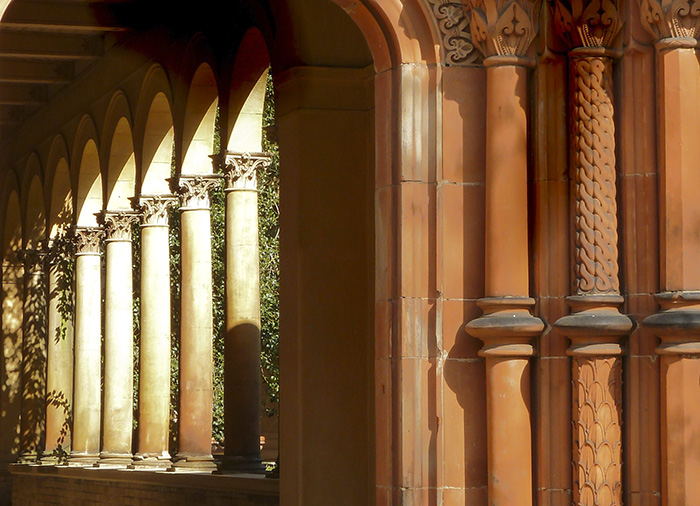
left=131, top=195, right=178, bottom=226
left=98, top=211, right=139, bottom=241
left=639, top=0, right=700, bottom=43
left=74, top=227, right=102, bottom=255
left=552, top=0, right=623, bottom=49
left=219, top=152, right=271, bottom=191
left=171, top=174, right=222, bottom=209
left=467, top=0, right=540, bottom=59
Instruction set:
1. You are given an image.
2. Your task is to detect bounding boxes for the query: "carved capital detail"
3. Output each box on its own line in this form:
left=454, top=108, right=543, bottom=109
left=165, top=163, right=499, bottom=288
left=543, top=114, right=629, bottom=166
left=427, top=0, right=480, bottom=63
left=220, top=152, right=271, bottom=191
left=99, top=211, right=139, bottom=241
left=639, top=0, right=700, bottom=42
left=552, top=0, right=623, bottom=49
left=132, top=195, right=178, bottom=226
left=468, top=0, right=540, bottom=58
left=74, top=227, right=102, bottom=255
left=18, top=248, right=47, bottom=273
left=171, top=174, right=222, bottom=209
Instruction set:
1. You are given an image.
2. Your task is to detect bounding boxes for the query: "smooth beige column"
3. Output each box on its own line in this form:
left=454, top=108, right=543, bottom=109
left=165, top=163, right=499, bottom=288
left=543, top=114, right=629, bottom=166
left=68, top=227, right=102, bottom=465
left=220, top=152, right=269, bottom=471
left=172, top=175, right=220, bottom=471
left=98, top=212, right=138, bottom=467
left=41, top=242, right=74, bottom=463
left=131, top=195, right=176, bottom=468
left=18, top=249, right=47, bottom=463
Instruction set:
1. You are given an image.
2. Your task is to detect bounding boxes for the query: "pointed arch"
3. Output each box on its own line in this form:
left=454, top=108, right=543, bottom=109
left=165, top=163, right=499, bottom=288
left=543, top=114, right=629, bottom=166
left=21, top=154, right=46, bottom=250
left=45, top=135, right=73, bottom=238
left=72, top=116, right=103, bottom=227
left=181, top=62, right=219, bottom=175
left=102, top=91, right=136, bottom=210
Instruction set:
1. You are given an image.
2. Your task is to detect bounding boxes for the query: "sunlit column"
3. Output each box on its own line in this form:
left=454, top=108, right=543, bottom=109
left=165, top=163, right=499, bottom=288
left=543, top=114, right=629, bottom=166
left=17, top=248, right=47, bottom=463
left=220, top=152, right=270, bottom=471
left=130, top=195, right=176, bottom=469
left=171, top=175, right=220, bottom=471
left=98, top=212, right=138, bottom=467
left=68, top=227, right=103, bottom=465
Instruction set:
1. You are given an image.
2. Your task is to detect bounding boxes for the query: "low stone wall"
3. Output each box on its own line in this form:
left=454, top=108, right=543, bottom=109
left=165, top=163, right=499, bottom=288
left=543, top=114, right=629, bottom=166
left=10, top=465, right=279, bottom=506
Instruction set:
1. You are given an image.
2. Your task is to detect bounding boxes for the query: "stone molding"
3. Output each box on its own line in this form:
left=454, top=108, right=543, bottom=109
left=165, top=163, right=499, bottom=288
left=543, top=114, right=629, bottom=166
left=467, top=0, right=540, bottom=59
left=426, top=0, right=480, bottom=64
left=644, top=291, right=700, bottom=354
left=131, top=195, right=178, bottom=226
left=74, top=227, right=102, bottom=255
left=552, top=0, right=623, bottom=49
left=98, top=211, right=139, bottom=242
left=171, top=174, right=223, bottom=209
left=220, top=152, right=271, bottom=191
left=639, top=0, right=700, bottom=43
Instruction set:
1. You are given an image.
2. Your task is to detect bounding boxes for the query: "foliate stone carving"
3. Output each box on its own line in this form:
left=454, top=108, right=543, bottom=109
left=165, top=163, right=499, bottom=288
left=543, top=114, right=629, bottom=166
left=100, top=211, right=139, bottom=241
left=18, top=248, right=47, bottom=273
left=172, top=175, right=222, bottom=209
left=572, top=355, right=622, bottom=505
left=552, top=0, right=623, bottom=49
left=74, top=228, right=102, bottom=255
left=468, top=0, right=539, bottom=58
left=222, top=152, right=271, bottom=191
left=639, top=0, right=700, bottom=42
left=132, top=195, right=178, bottom=226
left=570, top=55, right=620, bottom=295
left=427, top=0, right=479, bottom=64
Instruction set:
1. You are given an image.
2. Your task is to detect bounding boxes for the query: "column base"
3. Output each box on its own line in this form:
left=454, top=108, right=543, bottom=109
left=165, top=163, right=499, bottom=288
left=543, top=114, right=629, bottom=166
left=217, top=455, right=265, bottom=473
left=96, top=452, right=133, bottom=468
left=39, top=447, right=70, bottom=465
left=127, top=453, right=172, bottom=470
left=169, top=453, right=217, bottom=473
left=66, top=452, right=100, bottom=466
left=16, top=451, right=39, bottom=464
left=644, top=291, right=700, bottom=354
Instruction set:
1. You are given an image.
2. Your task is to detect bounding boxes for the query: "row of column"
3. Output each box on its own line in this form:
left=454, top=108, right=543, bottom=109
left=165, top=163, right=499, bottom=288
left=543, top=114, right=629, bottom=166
left=465, top=0, right=700, bottom=504
left=17, top=151, right=271, bottom=472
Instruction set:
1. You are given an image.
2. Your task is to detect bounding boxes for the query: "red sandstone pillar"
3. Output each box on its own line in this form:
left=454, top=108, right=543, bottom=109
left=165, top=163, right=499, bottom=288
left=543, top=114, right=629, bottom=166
left=551, top=3, right=633, bottom=504
left=637, top=9, right=700, bottom=503
left=464, top=3, right=543, bottom=503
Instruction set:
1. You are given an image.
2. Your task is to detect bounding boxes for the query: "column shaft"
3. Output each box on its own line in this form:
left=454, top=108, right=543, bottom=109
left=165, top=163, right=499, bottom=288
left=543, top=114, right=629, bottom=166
left=69, top=229, right=102, bottom=464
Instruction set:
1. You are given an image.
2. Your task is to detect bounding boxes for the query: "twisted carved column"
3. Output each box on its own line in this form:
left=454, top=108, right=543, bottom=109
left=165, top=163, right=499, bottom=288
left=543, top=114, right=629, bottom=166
left=552, top=1, right=633, bottom=504
left=171, top=174, right=221, bottom=471
left=41, top=239, right=73, bottom=463
left=98, top=211, right=139, bottom=467
left=219, top=152, right=270, bottom=471
left=68, top=227, right=103, bottom=465
left=638, top=3, right=700, bottom=503
left=130, top=195, right=177, bottom=468
left=18, top=248, right=47, bottom=463
left=465, top=0, right=543, bottom=503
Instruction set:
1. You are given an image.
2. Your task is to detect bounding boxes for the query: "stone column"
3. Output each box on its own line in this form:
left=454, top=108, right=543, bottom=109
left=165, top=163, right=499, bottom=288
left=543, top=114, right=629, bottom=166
left=68, top=227, right=103, bottom=465
left=98, top=212, right=138, bottom=467
left=464, top=2, right=543, bottom=504
left=130, top=195, right=177, bottom=468
left=637, top=6, right=700, bottom=503
left=551, top=3, right=633, bottom=504
left=17, top=248, right=47, bottom=464
left=219, top=152, right=269, bottom=471
left=171, top=175, right=221, bottom=471
left=41, top=238, right=74, bottom=463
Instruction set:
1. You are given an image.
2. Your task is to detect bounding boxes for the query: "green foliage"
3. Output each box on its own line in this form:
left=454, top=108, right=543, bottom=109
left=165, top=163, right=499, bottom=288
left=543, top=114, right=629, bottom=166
left=49, top=226, right=74, bottom=345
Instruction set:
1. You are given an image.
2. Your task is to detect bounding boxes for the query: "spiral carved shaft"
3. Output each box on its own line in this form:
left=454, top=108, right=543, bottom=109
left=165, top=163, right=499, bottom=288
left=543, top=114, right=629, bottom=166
left=572, top=356, right=623, bottom=506
left=570, top=55, right=620, bottom=295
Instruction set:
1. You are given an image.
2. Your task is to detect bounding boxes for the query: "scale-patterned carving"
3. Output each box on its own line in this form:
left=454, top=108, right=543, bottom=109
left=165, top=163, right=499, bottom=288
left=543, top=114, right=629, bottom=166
left=572, top=356, right=622, bottom=505
left=570, top=55, right=620, bottom=295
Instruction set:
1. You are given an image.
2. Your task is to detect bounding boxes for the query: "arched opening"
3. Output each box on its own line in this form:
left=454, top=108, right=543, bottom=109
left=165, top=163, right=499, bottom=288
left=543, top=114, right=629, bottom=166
left=75, top=140, right=103, bottom=228
left=106, top=117, right=136, bottom=210
left=181, top=62, right=218, bottom=176
left=141, top=93, right=174, bottom=195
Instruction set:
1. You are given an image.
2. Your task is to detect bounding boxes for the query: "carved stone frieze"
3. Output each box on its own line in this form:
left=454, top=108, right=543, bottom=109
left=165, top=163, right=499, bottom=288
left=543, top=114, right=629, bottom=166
left=99, top=211, right=139, bottom=241
left=468, top=0, right=540, bottom=58
left=74, top=227, right=102, bottom=255
left=171, top=174, right=222, bottom=209
left=221, top=152, right=271, bottom=191
left=132, top=195, right=178, bottom=226
left=552, top=0, right=623, bottom=49
left=427, top=0, right=480, bottom=64
left=639, top=0, right=700, bottom=43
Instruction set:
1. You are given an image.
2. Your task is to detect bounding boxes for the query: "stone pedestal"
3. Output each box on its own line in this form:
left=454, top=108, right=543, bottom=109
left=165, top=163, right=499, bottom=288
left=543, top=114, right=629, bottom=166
left=130, top=196, right=177, bottom=469
left=98, top=212, right=138, bottom=467
left=67, top=227, right=102, bottom=466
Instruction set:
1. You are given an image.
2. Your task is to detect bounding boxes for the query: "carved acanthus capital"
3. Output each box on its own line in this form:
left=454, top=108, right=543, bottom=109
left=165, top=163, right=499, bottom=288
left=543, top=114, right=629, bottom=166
left=18, top=248, right=48, bottom=273
left=131, top=195, right=178, bottom=226
left=73, top=227, right=102, bottom=255
left=428, top=0, right=479, bottom=64
left=98, top=211, right=139, bottom=241
left=552, top=0, right=623, bottom=49
left=468, top=0, right=540, bottom=59
left=220, top=152, right=271, bottom=191
left=171, top=174, right=223, bottom=209
left=639, top=0, right=700, bottom=44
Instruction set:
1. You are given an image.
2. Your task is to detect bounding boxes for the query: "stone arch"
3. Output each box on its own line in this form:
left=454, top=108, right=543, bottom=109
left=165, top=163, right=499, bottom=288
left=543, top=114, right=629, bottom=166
left=45, top=135, right=73, bottom=238
left=21, top=154, right=47, bottom=249
left=72, top=116, right=103, bottom=227
left=181, top=62, right=219, bottom=175
left=102, top=92, right=136, bottom=210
